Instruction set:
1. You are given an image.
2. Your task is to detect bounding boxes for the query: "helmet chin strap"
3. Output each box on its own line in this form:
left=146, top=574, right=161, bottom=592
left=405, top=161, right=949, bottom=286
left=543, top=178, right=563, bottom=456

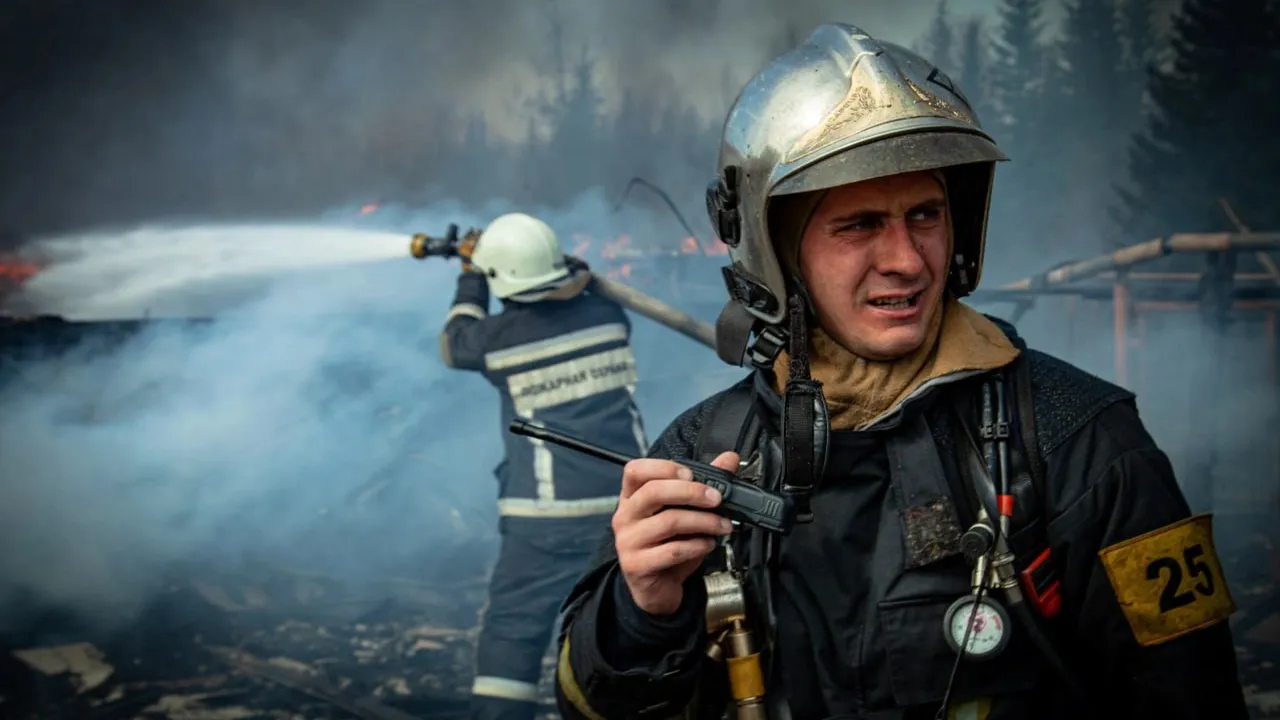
left=711, top=268, right=830, bottom=525
left=778, top=290, right=830, bottom=525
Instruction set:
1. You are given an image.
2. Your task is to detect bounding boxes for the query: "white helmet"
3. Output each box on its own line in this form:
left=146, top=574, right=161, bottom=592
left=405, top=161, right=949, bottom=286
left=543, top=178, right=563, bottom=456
left=469, top=213, right=570, bottom=299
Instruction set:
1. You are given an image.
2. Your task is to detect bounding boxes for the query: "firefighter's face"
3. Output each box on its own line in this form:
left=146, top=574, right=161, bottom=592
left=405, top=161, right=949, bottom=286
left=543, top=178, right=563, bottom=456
left=797, top=171, right=950, bottom=361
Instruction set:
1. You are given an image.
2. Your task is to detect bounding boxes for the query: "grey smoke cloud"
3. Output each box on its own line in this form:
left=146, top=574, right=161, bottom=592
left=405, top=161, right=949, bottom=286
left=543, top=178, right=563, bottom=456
left=0, top=190, right=737, bottom=634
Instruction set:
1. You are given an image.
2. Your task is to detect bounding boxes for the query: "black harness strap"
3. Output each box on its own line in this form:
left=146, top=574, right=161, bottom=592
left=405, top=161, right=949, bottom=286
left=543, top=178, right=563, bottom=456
left=693, top=381, right=760, bottom=464
left=1005, top=356, right=1062, bottom=619
left=1015, top=352, right=1048, bottom=492
left=780, top=294, right=826, bottom=524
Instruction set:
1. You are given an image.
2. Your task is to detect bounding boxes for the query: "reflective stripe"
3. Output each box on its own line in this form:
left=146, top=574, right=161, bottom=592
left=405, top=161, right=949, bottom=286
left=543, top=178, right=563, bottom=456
left=557, top=637, right=607, bottom=720
left=484, top=322, right=628, bottom=371
left=471, top=675, right=541, bottom=702
left=626, top=384, right=648, bottom=454
left=525, top=413, right=556, bottom=501
left=439, top=303, right=488, bottom=367
left=497, top=496, right=618, bottom=518
left=447, top=302, right=487, bottom=322
left=508, top=346, right=639, bottom=415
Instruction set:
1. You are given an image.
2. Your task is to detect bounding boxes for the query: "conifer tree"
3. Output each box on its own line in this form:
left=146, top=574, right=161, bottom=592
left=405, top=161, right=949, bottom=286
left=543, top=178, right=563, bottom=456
left=923, top=0, right=957, bottom=75
left=543, top=48, right=603, bottom=204
left=984, top=0, right=1051, bottom=275
left=987, top=0, right=1047, bottom=153
left=955, top=18, right=993, bottom=126
left=1055, top=0, right=1130, bottom=250
left=1059, top=0, right=1126, bottom=132
left=1115, top=0, right=1280, bottom=240
left=1118, top=0, right=1158, bottom=80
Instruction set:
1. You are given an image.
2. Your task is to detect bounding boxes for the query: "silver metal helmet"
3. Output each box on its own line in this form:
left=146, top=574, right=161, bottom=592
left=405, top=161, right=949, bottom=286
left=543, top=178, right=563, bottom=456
left=706, top=23, right=1008, bottom=328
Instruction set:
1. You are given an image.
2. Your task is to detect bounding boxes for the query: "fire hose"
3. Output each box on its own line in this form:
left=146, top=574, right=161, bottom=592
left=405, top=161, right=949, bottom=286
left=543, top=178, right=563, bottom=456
left=409, top=225, right=716, bottom=350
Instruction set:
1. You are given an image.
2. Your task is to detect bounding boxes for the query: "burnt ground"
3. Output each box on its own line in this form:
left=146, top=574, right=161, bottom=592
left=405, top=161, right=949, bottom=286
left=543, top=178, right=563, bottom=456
left=1229, top=535, right=1280, bottom=719
left=0, top=535, right=1275, bottom=719
left=0, top=567, right=530, bottom=720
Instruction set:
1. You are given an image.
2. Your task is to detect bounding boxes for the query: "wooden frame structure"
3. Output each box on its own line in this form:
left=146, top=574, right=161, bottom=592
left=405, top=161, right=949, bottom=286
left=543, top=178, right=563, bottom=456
left=969, top=232, right=1280, bottom=514
left=970, top=232, right=1280, bottom=386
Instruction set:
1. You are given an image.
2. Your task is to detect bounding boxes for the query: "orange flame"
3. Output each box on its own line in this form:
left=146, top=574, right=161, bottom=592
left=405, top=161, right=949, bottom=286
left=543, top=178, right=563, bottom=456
left=600, top=234, right=632, bottom=260
left=604, top=263, right=635, bottom=281
left=0, top=258, right=39, bottom=283
left=565, top=231, right=729, bottom=266
left=704, top=240, right=729, bottom=256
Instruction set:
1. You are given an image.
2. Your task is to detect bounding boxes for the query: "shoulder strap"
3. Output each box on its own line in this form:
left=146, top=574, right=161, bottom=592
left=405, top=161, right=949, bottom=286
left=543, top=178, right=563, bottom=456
left=693, top=380, right=760, bottom=464
left=1004, top=355, right=1062, bottom=619
left=1013, top=355, right=1047, bottom=495
left=952, top=358, right=1062, bottom=620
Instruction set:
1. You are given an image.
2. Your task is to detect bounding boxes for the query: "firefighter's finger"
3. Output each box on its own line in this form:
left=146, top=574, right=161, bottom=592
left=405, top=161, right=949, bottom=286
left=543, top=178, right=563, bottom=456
left=618, top=536, right=718, bottom=578
left=617, top=477, right=723, bottom=526
left=616, top=507, right=732, bottom=552
left=620, top=458, right=694, bottom=500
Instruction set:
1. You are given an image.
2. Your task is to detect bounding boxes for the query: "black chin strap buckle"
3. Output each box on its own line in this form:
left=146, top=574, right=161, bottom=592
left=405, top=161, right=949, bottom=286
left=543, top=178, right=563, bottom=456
left=747, top=325, right=786, bottom=369
left=781, top=378, right=826, bottom=525
left=706, top=166, right=742, bottom=248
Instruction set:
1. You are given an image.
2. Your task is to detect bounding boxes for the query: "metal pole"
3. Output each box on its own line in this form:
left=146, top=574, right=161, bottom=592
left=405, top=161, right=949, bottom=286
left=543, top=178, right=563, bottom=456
left=1267, top=310, right=1277, bottom=388
left=1136, top=310, right=1147, bottom=398
left=1113, top=278, right=1130, bottom=387
left=1064, top=295, right=1077, bottom=361
left=1187, top=251, right=1237, bottom=513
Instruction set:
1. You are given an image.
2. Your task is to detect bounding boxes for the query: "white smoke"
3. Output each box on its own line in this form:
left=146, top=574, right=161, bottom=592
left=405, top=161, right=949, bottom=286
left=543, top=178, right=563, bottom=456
left=0, top=188, right=735, bottom=633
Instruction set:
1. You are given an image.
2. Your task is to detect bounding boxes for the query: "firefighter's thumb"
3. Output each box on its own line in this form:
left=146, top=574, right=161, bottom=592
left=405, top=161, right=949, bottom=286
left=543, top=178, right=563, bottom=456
left=709, top=451, right=740, bottom=474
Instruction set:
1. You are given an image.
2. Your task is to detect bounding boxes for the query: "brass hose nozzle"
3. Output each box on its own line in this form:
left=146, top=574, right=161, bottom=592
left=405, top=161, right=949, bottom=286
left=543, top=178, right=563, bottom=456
left=409, top=233, right=431, bottom=259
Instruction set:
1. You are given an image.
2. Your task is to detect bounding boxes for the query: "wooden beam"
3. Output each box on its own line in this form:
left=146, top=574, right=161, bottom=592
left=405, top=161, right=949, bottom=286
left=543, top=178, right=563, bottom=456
left=997, top=233, right=1280, bottom=292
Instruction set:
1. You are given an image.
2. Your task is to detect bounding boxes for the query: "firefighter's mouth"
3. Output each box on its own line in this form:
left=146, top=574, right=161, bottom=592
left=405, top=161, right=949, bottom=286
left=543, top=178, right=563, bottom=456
left=868, top=293, right=921, bottom=310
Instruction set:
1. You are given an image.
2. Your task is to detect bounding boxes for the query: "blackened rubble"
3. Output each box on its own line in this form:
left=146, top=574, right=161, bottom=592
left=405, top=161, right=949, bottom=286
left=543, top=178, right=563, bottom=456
left=1227, top=532, right=1280, bottom=718
left=0, top=566, right=536, bottom=720
left=3, top=547, right=1278, bottom=718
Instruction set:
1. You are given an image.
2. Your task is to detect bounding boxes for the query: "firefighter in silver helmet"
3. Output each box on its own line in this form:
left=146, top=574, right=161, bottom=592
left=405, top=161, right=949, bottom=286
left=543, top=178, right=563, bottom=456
left=438, top=212, right=648, bottom=720
left=553, top=23, right=1246, bottom=720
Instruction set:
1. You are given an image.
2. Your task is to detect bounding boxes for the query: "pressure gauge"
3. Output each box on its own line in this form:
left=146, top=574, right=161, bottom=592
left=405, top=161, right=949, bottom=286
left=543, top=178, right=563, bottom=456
left=943, top=595, right=1011, bottom=660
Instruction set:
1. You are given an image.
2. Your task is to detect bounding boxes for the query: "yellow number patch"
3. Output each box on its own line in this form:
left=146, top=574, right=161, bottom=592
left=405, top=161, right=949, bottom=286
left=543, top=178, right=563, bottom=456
left=1098, top=513, right=1236, bottom=647
left=947, top=698, right=990, bottom=720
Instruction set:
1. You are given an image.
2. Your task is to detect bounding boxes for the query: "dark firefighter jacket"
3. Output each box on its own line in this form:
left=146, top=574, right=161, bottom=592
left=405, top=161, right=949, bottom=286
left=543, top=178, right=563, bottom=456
left=440, top=271, right=647, bottom=520
left=553, top=321, right=1248, bottom=720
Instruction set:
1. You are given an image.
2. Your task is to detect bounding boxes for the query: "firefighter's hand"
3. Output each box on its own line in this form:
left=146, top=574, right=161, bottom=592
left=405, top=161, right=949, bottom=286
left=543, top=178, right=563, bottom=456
left=612, top=451, right=738, bottom=617
left=458, top=230, right=480, bottom=272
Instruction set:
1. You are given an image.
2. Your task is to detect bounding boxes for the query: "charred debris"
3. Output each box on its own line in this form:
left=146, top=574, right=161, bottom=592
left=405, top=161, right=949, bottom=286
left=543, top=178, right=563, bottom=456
left=0, top=315, right=528, bottom=719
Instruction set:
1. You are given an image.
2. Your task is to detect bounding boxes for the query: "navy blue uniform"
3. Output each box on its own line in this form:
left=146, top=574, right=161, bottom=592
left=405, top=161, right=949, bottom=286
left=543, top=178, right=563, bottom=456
left=441, top=270, right=646, bottom=720
left=553, top=321, right=1247, bottom=720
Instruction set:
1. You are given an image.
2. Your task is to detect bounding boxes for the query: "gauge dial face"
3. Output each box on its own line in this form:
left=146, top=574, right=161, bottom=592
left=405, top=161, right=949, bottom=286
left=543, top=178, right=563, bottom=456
left=945, top=597, right=1009, bottom=659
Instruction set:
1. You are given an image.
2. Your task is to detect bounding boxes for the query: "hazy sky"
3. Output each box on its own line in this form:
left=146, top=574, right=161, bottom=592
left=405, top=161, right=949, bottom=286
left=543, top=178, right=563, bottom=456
left=458, top=0, right=1011, bottom=139
left=0, top=0, right=1182, bottom=233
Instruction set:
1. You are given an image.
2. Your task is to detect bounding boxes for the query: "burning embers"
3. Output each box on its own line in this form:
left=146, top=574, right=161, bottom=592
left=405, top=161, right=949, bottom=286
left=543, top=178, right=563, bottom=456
left=0, top=255, right=39, bottom=283
left=570, top=233, right=728, bottom=282
left=0, top=253, right=42, bottom=311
